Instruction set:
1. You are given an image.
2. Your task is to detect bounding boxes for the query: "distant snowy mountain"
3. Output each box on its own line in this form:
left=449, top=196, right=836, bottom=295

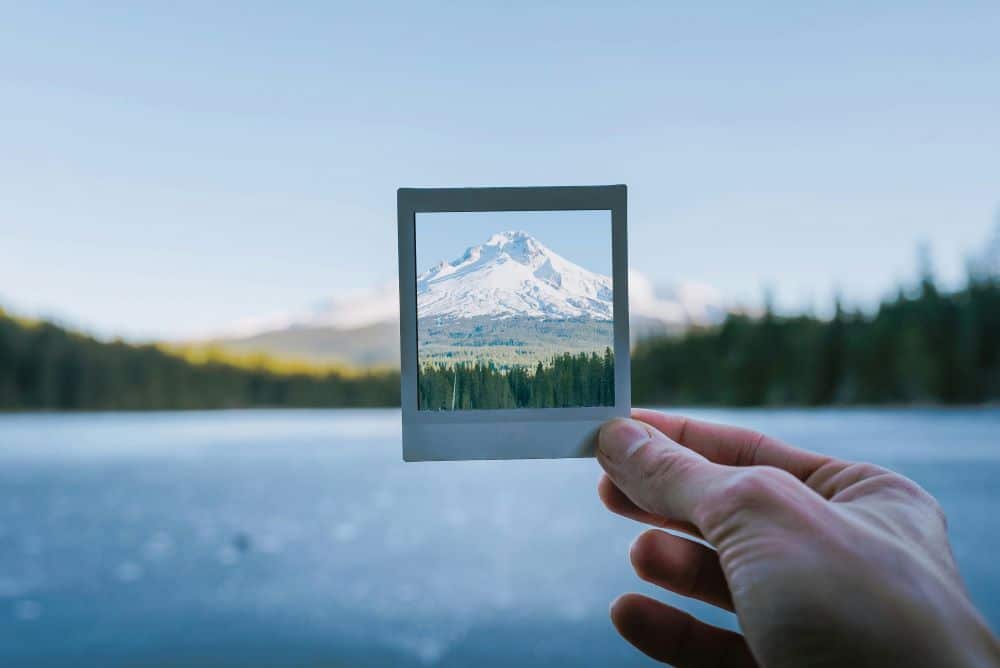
left=201, top=233, right=729, bottom=365
left=211, top=282, right=398, bottom=339
left=417, top=230, right=612, bottom=321
left=628, top=271, right=726, bottom=338
left=200, top=283, right=400, bottom=367
left=982, top=220, right=1000, bottom=277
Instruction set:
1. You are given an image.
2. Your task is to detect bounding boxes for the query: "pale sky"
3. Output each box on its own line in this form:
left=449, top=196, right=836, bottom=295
left=2, top=2, right=998, bottom=340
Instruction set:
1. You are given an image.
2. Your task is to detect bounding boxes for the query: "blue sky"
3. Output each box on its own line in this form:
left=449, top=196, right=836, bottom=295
left=2, top=2, right=998, bottom=339
left=416, top=210, right=612, bottom=277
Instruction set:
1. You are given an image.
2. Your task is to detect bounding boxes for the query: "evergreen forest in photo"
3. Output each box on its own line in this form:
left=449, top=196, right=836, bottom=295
left=417, top=348, right=615, bottom=410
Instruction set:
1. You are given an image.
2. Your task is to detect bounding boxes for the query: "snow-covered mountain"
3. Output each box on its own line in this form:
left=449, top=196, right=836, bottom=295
left=417, top=230, right=612, bottom=321
left=981, top=220, right=1000, bottom=277
left=200, top=234, right=729, bottom=365
left=209, top=269, right=722, bottom=343
left=628, top=271, right=726, bottom=337
left=211, top=282, right=399, bottom=340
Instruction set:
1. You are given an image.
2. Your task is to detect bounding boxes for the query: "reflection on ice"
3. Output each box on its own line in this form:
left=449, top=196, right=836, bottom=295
left=216, top=545, right=239, bottom=566
left=333, top=522, right=358, bottom=543
left=393, top=634, right=450, bottom=665
left=115, top=561, right=143, bottom=583
left=142, top=531, right=175, bottom=561
left=373, top=489, right=395, bottom=510
left=12, top=599, right=42, bottom=622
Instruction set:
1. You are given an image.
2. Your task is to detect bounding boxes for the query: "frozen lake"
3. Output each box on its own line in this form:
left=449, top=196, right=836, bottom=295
left=1, top=408, right=998, bottom=666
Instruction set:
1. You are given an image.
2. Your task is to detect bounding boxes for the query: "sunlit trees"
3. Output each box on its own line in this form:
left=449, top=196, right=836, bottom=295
left=0, top=314, right=398, bottom=410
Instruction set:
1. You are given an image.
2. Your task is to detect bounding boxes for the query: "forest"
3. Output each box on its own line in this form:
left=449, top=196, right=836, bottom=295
left=418, top=349, right=615, bottom=410
left=633, top=271, right=1000, bottom=406
left=0, top=312, right=398, bottom=410
left=1, top=269, right=998, bottom=410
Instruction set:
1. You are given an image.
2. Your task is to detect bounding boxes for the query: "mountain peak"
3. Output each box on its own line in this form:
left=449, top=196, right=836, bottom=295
left=485, top=229, right=533, bottom=245
left=480, top=230, right=546, bottom=264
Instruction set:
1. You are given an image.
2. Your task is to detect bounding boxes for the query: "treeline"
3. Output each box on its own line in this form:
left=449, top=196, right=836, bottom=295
left=419, top=349, right=615, bottom=410
left=0, top=313, right=398, bottom=410
left=632, top=273, right=1000, bottom=406
left=2, top=271, right=998, bottom=411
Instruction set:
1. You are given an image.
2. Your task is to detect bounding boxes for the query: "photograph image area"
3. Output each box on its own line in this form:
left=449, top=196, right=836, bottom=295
left=415, top=210, right=614, bottom=410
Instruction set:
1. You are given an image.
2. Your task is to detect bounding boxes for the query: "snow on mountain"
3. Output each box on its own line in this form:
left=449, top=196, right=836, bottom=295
left=204, top=282, right=399, bottom=340
left=628, top=271, right=726, bottom=338
left=206, top=268, right=725, bottom=345
left=200, top=231, right=729, bottom=366
left=417, top=230, right=613, bottom=321
left=300, top=282, right=399, bottom=330
left=982, top=220, right=1000, bottom=276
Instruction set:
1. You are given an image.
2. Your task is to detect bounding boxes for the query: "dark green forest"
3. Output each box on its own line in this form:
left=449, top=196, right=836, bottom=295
left=2, top=271, right=999, bottom=411
left=633, top=273, right=1000, bottom=406
left=418, top=349, right=615, bottom=410
left=0, top=313, right=398, bottom=410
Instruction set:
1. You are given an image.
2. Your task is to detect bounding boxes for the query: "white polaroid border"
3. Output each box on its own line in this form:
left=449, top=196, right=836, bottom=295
left=397, top=185, right=630, bottom=461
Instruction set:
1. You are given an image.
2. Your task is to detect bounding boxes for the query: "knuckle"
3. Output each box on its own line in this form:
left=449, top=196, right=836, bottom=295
left=880, top=472, right=949, bottom=526
left=734, top=430, right=767, bottom=467
left=674, top=416, right=690, bottom=445
left=719, top=466, right=792, bottom=504
left=853, top=462, right=893, bottom=479
left=641, top=448, right=691, bottom=486
left=696, top=467, right=797, bottom=525
left=928, top=495, right=949, bottom=530
left=873, top=467, right=924, bottom=496
left=635, top=448, right=702, bottom=518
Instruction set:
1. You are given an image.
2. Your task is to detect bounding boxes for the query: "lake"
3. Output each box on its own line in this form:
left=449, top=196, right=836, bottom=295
left=0, top=408, right=997, bottom=666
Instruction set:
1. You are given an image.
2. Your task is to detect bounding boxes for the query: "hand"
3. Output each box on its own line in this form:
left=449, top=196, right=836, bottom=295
left=596, top=409, right=1000, bottom=668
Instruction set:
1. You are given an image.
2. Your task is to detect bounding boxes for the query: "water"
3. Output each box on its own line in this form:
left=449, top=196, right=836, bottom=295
left=0, top=408, right=997, bottom=666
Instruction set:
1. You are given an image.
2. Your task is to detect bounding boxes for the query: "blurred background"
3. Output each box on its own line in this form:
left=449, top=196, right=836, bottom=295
left=1, top=2, right=998, bottom=666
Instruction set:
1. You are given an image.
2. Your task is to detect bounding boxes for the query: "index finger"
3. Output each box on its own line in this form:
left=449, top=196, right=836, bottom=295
left=632, top=409, right=832, bottom=481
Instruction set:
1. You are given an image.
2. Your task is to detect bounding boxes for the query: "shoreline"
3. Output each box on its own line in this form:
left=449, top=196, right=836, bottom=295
left=2, top=402, right=999, bottom=416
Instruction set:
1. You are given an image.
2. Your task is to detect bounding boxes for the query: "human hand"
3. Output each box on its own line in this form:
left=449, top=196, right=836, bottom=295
left=596, top=409, right=1000, bottom=667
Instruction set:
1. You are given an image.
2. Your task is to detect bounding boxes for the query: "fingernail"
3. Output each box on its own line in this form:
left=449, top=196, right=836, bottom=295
left=599, top=419, right=652, bottom=461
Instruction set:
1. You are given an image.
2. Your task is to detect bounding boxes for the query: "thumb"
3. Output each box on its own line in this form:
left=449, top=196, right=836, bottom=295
left=596, top=418, right=729, bottom=527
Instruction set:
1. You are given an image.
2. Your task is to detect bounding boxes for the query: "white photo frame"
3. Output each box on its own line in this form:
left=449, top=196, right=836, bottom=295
left=397, top=185, right=630, bottom=461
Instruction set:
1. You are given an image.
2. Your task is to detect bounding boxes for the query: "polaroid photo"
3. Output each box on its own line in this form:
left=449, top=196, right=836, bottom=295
left=397, top=185, right=630, bottom=461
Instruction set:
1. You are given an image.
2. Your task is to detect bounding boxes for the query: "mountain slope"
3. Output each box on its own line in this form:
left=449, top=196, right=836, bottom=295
left=414, top=231, right=615, bottom=365
left=212, top=321, right=399, bottom=367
